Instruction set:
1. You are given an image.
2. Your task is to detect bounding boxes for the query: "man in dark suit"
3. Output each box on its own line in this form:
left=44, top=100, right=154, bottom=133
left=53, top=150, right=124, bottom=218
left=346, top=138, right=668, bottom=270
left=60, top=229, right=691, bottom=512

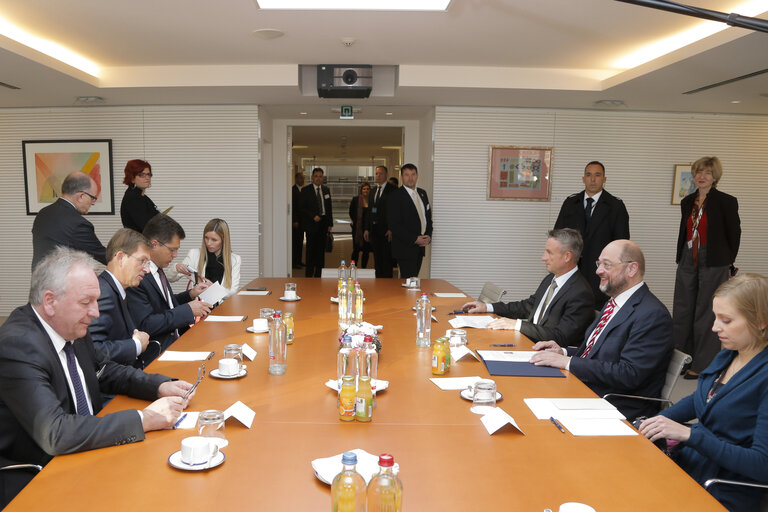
left=88, top=228, right=160, bottom=369
left=531, top=240, right=673, bottom=420
left=364, top=165, right=395, bottom=278
left=554, top=161, right=630, bottom=309
left=387, top=163, right=432, bottom=279
left=461, top=229, right=595, bottom=347
left=0, top=247, right=192, bottom=506
left=300, top=167, right=333, bottom=278
left=291, top=171, right=305, bottom=269
left=126, top=214, right=211, bottom=349
left=31, top=171, right=107, bottom=269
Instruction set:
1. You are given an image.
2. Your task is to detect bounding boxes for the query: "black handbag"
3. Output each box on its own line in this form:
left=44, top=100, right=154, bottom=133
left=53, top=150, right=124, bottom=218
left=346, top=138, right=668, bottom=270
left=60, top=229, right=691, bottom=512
left=325, top=232, right=334, bottom=252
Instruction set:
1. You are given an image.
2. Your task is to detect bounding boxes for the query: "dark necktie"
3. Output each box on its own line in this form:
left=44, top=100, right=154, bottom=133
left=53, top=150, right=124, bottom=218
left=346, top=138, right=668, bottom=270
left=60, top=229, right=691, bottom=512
left=157, top=268, right=172, bottom=305
left=63, top=342, right=90, bottom=415
left=316, top=186, right=324, bottom=216
left=581, top=299, right=616, bottom=358
left=585, top=197, right=595, bottom=223
left=535, top=279, right=558, bottom=323
left=375, top=186, right=382, bottom=204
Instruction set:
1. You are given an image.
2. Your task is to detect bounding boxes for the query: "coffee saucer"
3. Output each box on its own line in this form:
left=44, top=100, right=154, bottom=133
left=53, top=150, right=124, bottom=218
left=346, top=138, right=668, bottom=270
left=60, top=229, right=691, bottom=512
left=210, top=368, right=247, bottom=379
left=168, top=450, right=225, bottom=471
left=279, top=296, right=301, bottom=302
left=246, top=326, right=268, bottom=334
left=460, top=389, right=503, bottom=401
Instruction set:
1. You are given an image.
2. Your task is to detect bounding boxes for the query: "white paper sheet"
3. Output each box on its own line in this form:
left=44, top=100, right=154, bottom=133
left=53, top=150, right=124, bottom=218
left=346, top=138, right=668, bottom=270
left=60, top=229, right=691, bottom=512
left=551, top=398, right=617, bottom=410
left=241, top=343, right=257, bottom=361
left=158, top=351, right=213, bottom=362
left=432, top=292, right=467, bottom=298
left=311, top=449, right=380, bottom=485
left=524, top=398, right=625, bottom=421
left=324, top=379, right=390, bottom=392
left=237, top=290, right=270, bottom=296
left=559, top=418, right=637, bottom=436
left=223, top=400, right=256, bottom=428
left=480, top=407, right=525, bottom=435
left=429, top=376, right=483, bottom=390
left=476, top=350, right=537, bottom=362
left=172, top=411, right=200, bottom=429
left=199, top=282, right=229, bottom=305
left=448, top=315, right=495, bottom=329
left=204, top=315, right=246, bottom=322
left=450, top=345, right=479, bottom=362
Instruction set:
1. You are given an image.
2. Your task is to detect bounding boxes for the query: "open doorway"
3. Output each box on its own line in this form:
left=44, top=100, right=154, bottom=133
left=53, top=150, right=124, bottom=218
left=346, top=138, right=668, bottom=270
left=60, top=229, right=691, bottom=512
left=290, top=126, right=403, bottom=274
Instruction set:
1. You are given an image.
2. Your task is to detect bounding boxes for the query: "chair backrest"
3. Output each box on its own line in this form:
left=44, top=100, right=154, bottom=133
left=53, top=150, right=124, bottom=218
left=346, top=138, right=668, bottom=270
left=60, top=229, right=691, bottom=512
left=477, top=281, right=507, bottom=303
left=662, top=349, right=693, bottom=402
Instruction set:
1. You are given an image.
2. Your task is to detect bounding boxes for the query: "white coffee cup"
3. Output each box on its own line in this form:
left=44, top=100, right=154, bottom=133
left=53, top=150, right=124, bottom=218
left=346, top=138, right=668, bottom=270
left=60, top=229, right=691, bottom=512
left=559, top=503, right=596, bottom=512
left=180, top=436, right=219, bottom=465
left=252, top=318, right=268, bottom=331
left=218, top=358, right=240, bottom=376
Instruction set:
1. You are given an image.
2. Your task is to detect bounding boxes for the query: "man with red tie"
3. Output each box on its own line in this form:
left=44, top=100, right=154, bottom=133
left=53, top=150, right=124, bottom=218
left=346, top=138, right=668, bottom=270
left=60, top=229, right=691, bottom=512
left=530, top=240, right=673, bottom=420
left=126, top=214, right=211, bottom=350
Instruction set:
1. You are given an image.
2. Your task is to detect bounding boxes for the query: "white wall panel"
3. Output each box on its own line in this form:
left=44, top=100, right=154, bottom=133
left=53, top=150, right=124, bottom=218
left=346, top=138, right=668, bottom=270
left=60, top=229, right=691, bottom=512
left=432, top=107, right=768, bottom=311
left=0, top=106, right=259, bottom=315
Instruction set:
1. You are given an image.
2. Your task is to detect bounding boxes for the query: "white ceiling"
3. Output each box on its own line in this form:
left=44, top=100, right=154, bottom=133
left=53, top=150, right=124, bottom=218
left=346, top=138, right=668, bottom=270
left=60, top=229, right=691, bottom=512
left=1, top=0, right=767, bottom=117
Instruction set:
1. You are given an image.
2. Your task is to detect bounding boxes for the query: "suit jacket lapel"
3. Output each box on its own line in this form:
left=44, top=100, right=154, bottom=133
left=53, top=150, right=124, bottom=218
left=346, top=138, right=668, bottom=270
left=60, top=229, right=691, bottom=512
left=538, top=274, right=574, bottom=324
left=74, top=339, right=103, bottom=412
left=586, top=285, right=646, bottom=358
left=102, top=273, right=136, bottom=332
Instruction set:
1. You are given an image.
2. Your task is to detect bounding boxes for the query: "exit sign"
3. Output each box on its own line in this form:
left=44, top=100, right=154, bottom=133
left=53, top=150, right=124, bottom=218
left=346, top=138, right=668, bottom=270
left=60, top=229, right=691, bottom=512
left=340, top=105, right=354, bottom=119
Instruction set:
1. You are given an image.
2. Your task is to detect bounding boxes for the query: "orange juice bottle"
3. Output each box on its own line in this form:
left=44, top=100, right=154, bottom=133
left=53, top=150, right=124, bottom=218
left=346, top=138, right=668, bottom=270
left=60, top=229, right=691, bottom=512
left=439, top=336, right=451, bottom=371
left=355, top=376, right=373, bottom=422
left=431, top=338, right=446, bottom=375
left=339, top=375, right=356, bottom=421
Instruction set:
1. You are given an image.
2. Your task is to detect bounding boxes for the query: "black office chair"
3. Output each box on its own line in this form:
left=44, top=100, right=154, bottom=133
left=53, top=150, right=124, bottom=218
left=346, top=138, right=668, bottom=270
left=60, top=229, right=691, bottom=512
left=704, top=478, right=768, bottom=511
left=1, top=462, right=42, bottom=509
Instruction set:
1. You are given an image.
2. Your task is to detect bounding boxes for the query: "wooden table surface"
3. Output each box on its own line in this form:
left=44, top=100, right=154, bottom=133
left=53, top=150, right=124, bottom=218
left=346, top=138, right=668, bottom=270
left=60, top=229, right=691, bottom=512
left=7, top=278, right=726, bottom=511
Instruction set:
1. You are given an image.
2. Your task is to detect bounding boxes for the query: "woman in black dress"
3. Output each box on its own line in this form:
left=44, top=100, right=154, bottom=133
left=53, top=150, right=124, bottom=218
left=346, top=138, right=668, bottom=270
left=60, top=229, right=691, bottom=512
left=120, top=159, right=159, bottom=232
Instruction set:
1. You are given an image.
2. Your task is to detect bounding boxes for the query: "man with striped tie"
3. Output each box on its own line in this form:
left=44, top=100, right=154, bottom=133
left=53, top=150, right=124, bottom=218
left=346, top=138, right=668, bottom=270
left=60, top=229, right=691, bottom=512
left=530, top=240, right=673, bottom=420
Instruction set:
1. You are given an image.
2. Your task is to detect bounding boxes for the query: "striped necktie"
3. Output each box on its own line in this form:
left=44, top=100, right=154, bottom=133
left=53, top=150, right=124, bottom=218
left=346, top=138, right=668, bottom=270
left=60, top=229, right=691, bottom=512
left=581, top=299, right=616, bottom=358
left=63, top=342, right=91, bottom=415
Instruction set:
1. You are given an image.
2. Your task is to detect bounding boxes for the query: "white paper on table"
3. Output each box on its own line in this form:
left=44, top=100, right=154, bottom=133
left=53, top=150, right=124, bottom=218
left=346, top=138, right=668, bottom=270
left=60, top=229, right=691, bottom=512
left=524, top=398, right=626, bottom=421
left=324, top=379, right=390, bottom=392
left=450, top=345, right=479, bottom=362
left=432, top=292, right=467, bottom=298
left=241, top=343, right=257, bottom=361
left=480, top=407, right=525, bottom=435
left=223, top=401, right=256, bottom=428
left=204, top=315, right=245, bottom=322
left=199, top=282, right=229, bottom=305
left=311, top=449, right=380, bottom=485
left=237, top=290, right=270, bottom=296
left=559, top=418, right=637, bottom=436
left=551, top=398, right=617, bottom=410
left=429, top=376, right=483, bottom=390
left=448, top=315, right=495, bottom=329
left=476, top=350, right=537, bottom=362
left=173, top=411, right=200, bottom=429
left=158, top=351, right=213, bottom=362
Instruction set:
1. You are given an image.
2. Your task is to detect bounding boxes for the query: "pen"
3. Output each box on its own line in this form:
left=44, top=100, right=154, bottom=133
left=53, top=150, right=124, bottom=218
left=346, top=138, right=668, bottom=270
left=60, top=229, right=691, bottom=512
left=491, top=344, right=515, bottom=347
left=173, top=413, right=187, bottom=430
left=549, top=416, right=566, bottom=434
left=242, top=315, right=248, bottom=322
left=448, top=310, right=465, bottom=315
left=206, top=351, right=215, bottom=360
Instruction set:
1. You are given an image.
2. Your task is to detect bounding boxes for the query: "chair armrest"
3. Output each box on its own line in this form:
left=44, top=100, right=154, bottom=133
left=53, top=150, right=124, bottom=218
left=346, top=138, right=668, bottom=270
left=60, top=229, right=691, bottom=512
left=704, top=478, right=768, bottom=491
left=602, top=393, right=673, bottom=407
left=0, top=464, right=42, bottom=473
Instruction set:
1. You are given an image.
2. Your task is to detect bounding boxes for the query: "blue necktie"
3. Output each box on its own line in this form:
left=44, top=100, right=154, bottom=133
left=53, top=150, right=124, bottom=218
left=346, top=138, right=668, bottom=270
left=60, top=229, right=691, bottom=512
left=63, top=342, right=90, bottom=415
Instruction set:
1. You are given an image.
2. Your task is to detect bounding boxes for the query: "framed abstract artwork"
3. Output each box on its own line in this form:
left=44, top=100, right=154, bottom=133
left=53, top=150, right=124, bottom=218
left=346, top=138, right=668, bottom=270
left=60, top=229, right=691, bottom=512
left=488, top=145, right=553, bottom=201
left=22, top=139, right=114, bottom=215
left=671, top=164, right=695, bottom=205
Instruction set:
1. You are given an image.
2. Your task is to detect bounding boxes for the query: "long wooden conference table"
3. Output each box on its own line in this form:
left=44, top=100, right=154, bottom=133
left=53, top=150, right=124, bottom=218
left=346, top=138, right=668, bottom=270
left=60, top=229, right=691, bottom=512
left=7, top=278, right=726, bottom=511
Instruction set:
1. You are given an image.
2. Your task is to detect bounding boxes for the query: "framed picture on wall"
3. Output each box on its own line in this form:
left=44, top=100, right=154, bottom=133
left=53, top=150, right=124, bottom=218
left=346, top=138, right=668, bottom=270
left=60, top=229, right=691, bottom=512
left=488, top=145, right=553, bottom=201
left=22, top=139, right=114, bottom=215
left=671, top=163, right=695, bottom=205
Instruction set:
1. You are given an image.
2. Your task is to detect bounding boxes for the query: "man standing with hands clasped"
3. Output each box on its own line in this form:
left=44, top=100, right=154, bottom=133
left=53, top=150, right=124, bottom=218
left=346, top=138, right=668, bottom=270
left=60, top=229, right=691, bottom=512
left=300, top=167, right=333, bottom=278
left=365, top=165, right=395, bottom=278
left=530, top=240, right=673, bottom=420
left=387, top=163, right=432, bottom=279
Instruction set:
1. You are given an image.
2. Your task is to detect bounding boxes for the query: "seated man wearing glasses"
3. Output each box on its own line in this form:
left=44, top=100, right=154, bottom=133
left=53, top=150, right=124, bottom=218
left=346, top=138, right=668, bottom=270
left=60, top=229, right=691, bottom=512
left=88, top=229, right=160, bottom=369
left=31, top=171, right=107, bottom=269
left=127, top=214, right=211, bottom=351
left=531, top=240, right=673, bottom=420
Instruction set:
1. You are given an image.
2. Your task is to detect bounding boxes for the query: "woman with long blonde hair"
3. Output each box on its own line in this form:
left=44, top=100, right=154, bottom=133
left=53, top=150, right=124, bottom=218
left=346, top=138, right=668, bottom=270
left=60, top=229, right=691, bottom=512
left=176, top=218, right=241, bottom=294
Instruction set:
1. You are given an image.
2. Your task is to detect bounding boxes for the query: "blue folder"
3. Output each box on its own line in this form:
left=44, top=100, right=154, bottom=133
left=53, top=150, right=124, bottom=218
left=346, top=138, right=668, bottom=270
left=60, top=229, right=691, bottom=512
left=482, top=360, right=566, bottom=378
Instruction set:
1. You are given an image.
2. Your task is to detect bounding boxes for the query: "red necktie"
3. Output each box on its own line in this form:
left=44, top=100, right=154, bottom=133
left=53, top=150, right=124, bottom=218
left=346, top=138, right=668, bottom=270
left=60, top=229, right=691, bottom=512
left=581, top=299, right=616, bottom=358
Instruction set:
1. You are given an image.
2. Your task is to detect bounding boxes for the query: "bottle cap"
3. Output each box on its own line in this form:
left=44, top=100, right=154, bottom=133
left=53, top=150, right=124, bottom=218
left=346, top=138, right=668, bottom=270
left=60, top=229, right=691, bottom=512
left=341, top=451, right=358, bottom=465
left=378, top=454, right=394, bottom=467
left=343, top=335, right=352, bottom=344
left=355, top=280, right=360, bottom=285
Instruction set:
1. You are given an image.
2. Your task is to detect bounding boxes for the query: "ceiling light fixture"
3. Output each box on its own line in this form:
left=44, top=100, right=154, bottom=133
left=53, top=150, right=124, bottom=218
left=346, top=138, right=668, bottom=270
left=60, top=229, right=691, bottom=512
left=255, top=0, right=450, bottom=10
left=299, top=112, right=308, bottom=115
left=252, top=29, right=285, bottom=40
left=612, top=1, right=768, bottom=69
left=75, top=96, right=105, bottom=104
left=0, top=15, right=100, bottom=77
left=385, top=112, right=393, bottom=116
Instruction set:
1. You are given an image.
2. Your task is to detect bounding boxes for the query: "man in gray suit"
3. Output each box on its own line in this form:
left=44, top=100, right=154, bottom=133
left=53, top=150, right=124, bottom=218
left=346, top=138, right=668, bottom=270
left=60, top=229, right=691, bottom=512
left=462, top=229, right=595, bottom=347
left=0, top=247, right=193, bottom=505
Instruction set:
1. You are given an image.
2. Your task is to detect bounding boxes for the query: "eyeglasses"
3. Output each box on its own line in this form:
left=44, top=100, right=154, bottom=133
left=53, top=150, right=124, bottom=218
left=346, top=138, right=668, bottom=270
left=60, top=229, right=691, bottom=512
left=595, top=260, right=634, bottom=270
left=129, top=254, right=151, bottom=268
left=79, top=190, right=98, bottom=203
left=137, top=171, right=152, bottom=178
left=158, top=241, right=180, bottom=255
